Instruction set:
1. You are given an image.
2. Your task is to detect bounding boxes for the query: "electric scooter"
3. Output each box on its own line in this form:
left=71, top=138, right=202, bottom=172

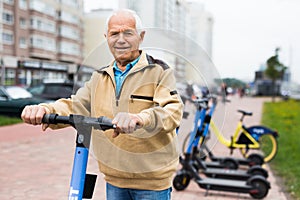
left=186, top=129, right=268, bottom=181
left=190, top=95, right=265, bottom=169
left=199, top=141, right=265, bottom=169
left=42, top=114, right=116, bottom=200
left=174, top=156, right=270, bottom=199
left=179, top=98, right=268, bottom=179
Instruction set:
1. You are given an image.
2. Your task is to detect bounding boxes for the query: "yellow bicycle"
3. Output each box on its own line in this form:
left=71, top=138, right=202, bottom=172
left=182, top=97, right=278, bottom=164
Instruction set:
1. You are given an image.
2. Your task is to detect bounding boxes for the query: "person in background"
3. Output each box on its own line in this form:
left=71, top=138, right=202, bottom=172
left=21, top=9, right=183, bottom=200
left=221, top=82, right=228, bottom=103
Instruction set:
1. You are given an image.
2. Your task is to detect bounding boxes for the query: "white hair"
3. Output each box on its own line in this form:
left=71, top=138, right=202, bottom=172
left=105, top=9, right=144, bottom=34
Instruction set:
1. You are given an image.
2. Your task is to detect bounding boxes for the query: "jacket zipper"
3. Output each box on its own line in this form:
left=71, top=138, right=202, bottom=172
left=115, top=65, right=153, bottom=107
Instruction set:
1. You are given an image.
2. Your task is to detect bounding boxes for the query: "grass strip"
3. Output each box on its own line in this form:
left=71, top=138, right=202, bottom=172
left=0, top=115, right=22, bottom=126
left=262, top=99, right=300, bottom=199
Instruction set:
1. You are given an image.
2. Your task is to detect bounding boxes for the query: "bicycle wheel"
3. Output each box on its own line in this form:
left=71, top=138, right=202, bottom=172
left=240, top=134, right=278, bottom=163
left=259, top=134, right=278, bottom=163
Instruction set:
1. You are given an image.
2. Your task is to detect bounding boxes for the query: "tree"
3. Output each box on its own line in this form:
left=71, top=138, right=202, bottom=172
left=265, top=47, right=287, bottom=102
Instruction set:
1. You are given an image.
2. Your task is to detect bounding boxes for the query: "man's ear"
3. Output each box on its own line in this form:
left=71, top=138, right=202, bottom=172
left=139, top=31, right=145, bottom=42
left=104, top=33, right=107, bottom=38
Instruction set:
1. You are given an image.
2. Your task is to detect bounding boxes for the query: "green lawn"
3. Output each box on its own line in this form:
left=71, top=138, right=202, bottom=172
left=262, top=99, right=300, bottom=199
left=0, top=115, right=22, bottom=126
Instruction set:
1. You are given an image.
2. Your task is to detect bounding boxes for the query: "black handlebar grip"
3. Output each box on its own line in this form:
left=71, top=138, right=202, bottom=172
left=98, top=116, right=112, bottom=124
left=98, top=116, right=116, bottom=129
left=42, top=114, right=70, bottom=124
left=42, top=114, right=56, bottom=124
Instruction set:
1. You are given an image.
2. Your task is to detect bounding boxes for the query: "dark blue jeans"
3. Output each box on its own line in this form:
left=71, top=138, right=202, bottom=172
left=106, top=183, right=172, bottom=200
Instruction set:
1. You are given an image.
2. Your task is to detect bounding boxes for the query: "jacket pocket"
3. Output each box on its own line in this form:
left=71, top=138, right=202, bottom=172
left=130, top=95, right=153, bottom=101
left=129, top=95, right=155, bottom=113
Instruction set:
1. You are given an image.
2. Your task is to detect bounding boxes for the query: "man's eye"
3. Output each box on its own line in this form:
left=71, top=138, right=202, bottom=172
left=124, top=31, right=133, bottom=36
left=110, top=32, right=119, bottom=36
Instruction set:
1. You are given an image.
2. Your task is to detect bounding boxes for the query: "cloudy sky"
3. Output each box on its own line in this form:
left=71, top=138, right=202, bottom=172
left=84, top=0, right=300, bottom=83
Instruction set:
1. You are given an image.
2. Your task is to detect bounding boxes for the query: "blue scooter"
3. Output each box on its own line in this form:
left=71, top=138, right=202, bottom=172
left=42, top=114, right=115, bottom=200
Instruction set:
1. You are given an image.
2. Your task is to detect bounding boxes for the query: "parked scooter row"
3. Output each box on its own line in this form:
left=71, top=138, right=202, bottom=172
left=173, top=95, right=278, bottom=199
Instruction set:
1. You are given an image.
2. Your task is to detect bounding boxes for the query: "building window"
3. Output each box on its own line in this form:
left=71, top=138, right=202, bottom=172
left=2, top=32, right=14, bottom=45
left=6, top=69, right=16, bottom=85
left=62, top=0, right=78, bottom=8
left=2, top=11, right=14, bottom=25
left=30, top=17, right=56, bottom=33
left=59, top=25, right=79, bottom=40
left=19, top=0, right=28, bottom=10
left=29, top=0, right=56, bottom=17
left=3, top=0, right=14, bottom=5
left=60, top=11, right=79, bottom=24
left=30, top=35, right=56, bottom=52
left=19, top=37, right=27, bottom=48
left=20, top=18, right=27, bottom=29
left=43, top=71, right=67, bottom=81
left=58, top=41, right=80, bottom=56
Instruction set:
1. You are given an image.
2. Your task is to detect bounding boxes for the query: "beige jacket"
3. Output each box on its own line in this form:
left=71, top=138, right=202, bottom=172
left=41, top=51, right=183, bottom=190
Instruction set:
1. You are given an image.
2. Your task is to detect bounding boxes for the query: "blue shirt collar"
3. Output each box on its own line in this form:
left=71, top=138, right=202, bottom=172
left=113, top=56, right=140, bottom=73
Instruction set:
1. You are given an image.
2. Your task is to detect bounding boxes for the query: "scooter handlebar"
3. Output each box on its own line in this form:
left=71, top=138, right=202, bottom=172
left=42, top=114, right=116, bottom=131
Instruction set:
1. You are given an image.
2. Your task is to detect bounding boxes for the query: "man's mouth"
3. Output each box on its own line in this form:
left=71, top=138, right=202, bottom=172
left=115, top=47, right=129, bottom=50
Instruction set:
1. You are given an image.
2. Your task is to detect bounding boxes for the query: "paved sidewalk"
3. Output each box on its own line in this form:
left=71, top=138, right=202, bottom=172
left=173, top=95, right=288, bottom=200
left=0, top=95, right=289, bottom=199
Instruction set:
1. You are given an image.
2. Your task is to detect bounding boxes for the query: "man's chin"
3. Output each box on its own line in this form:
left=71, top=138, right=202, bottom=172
left=116, top=53, right=131, bottom=60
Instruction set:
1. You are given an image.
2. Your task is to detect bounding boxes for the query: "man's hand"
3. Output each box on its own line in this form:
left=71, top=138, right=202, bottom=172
left=21, top=105, right=49, bottom=131
left=111, top=112, right=144, bottom=138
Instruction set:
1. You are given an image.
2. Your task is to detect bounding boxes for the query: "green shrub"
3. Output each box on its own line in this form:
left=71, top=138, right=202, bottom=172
left=0, top=116, right=22, bottom=126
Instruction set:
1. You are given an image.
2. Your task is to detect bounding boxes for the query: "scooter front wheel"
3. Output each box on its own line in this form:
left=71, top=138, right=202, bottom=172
left=222, top=158, right=239, bottom=169
left=247, top=153, right=264, bottom=166
left=248, top=178, right=270, bottom=199
left=247, top=166, right=268, bottom=178
left=173, top=173, right=191, bottom=191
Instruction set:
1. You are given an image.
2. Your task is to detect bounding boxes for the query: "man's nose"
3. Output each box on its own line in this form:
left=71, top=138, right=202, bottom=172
left=117, top=33, right=126, bottom=42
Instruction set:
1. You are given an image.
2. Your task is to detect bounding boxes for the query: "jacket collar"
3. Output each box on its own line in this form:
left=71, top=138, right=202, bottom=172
left=100, top=50, right=149, bottom=76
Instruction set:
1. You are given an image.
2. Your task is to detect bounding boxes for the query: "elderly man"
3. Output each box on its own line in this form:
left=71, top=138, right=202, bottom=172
left=21, top=9, right=183, bottom=200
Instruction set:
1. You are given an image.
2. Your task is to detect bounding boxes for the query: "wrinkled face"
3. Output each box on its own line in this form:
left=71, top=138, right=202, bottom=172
left=106, top=13, right=144, bottom=65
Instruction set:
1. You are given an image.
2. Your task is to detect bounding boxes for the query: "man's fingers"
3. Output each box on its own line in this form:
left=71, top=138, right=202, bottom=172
left=21, top=105, right=47, bottom=125
left=112, top=112, right=144, bottom=136
left=42, top=123, right=49, bottom=131
left=21, top=106, right=32, bottom=124
left=29, top=106, right=39, bottom=125
left=112, top=130, right=120, bottom=138
left=36, top=107, right=46, bottom=124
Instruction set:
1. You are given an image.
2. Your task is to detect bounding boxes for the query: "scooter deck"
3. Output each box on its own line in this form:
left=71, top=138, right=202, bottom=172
left=196, top=178, right=252, bottom=193
left=204, top=161, right=228, bottom=169
left=211, top=156, right=251, bottom=166
left=203, top=168, right=250, bottom=180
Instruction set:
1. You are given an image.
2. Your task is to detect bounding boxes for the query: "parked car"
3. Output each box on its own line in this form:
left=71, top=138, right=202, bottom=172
left=0, top=86, right=47, bottom=117
left=27, top=82, right=80, bottom=101
left=280, top=81, right=300, bottom=100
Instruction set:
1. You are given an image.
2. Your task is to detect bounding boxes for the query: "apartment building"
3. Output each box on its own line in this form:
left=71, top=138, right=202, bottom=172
left=0, top=0, right=84, bottom=86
